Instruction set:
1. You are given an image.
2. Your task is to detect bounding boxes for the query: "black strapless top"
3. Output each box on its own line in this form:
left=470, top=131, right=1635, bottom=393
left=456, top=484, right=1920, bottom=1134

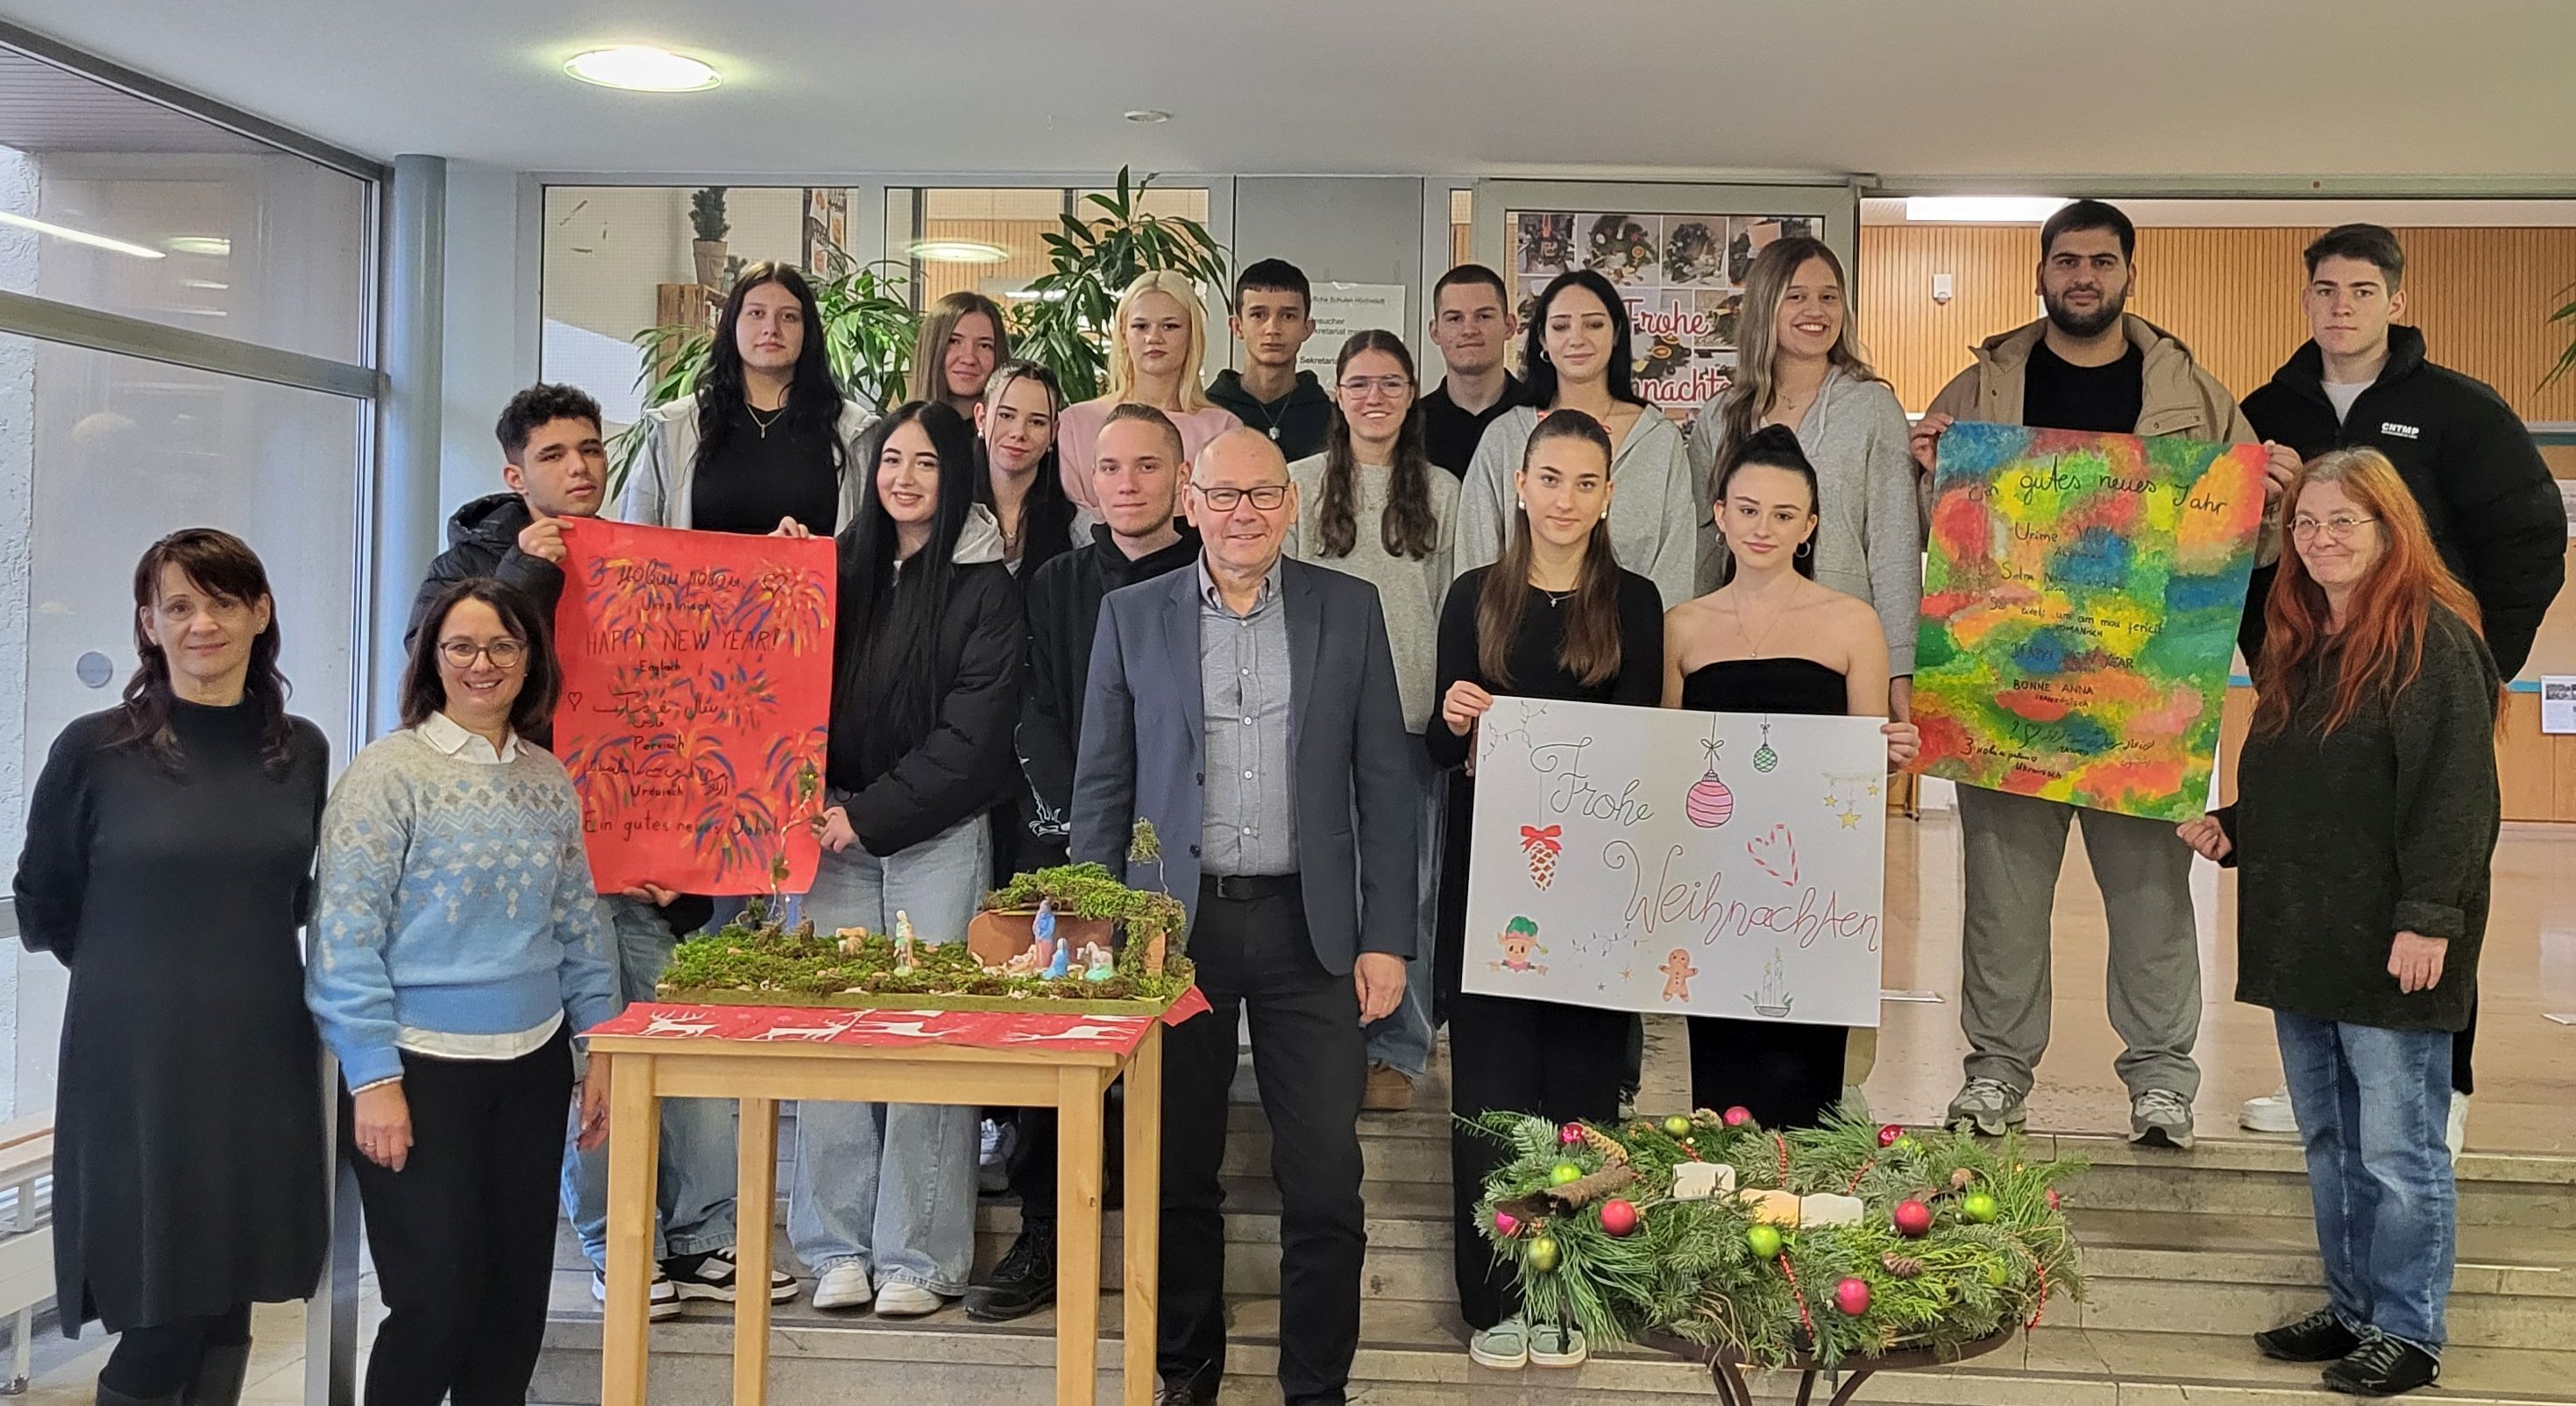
left=1678, top=657, right=1848, bottom=717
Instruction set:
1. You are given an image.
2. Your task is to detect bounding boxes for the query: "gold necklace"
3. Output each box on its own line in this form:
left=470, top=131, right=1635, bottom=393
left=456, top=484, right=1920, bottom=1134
left=1728, top=593, right=1790, bottom=658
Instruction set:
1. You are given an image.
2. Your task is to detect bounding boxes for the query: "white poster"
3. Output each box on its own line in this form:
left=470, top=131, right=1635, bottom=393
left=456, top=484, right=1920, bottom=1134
left=2543, top=676, right=2576, bottom=735
left=1299, top=282, right=1409, bottom=378
left=1461, top=697, right=1887, bottom=1027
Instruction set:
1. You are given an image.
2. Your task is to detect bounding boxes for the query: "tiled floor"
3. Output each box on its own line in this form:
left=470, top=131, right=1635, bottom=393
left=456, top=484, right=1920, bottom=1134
left=19, top=811, right=2574, bottom=1399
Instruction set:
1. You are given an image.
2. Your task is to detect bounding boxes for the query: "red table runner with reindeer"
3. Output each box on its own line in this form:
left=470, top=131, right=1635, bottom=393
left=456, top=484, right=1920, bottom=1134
left=552, top=518, right=834, bottom=894
left=590, top=991, right=1213, bottom=1052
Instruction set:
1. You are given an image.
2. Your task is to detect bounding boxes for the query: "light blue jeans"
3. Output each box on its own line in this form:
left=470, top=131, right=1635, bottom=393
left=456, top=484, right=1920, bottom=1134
left=561, top=896, right=740, bottom=1268
left=786, top=811, right=989, bottom=1295
left=2275, top=1009, right=2457, bottom=1353
left=1363, top=741, right=1441, bottom=1078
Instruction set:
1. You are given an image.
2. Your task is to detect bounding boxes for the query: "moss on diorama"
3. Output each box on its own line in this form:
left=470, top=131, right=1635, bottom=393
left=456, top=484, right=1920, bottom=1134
left=657, top=890, right=1196, bottom=1009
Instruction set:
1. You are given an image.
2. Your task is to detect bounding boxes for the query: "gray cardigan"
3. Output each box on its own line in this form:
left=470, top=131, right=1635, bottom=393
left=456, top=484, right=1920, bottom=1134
left=620, top=391, right=880, bottom=530
left=1458, top=405, right=1697, bottom=611
left=1687, top=369, right=1925, bottom=673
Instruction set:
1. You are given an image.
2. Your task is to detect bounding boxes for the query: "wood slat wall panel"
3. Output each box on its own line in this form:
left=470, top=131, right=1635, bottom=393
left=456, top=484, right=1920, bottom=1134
left=1859, top=224, right=2576, bottom=422
left=2217, top=686, right=2567, bottom=820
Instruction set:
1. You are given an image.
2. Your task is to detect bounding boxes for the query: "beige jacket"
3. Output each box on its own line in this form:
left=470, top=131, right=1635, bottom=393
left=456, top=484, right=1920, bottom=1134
left=1925, top=314, right=2275, bottom=562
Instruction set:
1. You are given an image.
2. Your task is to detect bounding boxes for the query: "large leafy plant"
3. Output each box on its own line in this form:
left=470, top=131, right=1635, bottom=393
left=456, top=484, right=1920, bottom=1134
left=2547, top=279, right=2576, bottom=391
left=1011, top=167, right=1231, bottom=403
left=611, top=249, right=921, bottom=494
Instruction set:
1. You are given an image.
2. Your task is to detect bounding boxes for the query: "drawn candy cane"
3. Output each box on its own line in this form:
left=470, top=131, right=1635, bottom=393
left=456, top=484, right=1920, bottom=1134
left=1747, top=822, right=1800, bottom=888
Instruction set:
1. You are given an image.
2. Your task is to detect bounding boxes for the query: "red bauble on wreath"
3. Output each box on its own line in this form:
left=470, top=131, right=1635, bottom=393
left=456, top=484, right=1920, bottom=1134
left=1599, top=1197, right=1640, bottom=1238
left=1722, top=1105, right=1753, bottom=1128
left=1877, top=1123, right=1905, bottom=1148
left=1834, top=1277, right=1872, bottom=1316
left=1891, top=1198, right=1934, bottom=1238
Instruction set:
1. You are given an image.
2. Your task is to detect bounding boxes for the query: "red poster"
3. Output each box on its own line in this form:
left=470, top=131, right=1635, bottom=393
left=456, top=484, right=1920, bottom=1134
left=552, top=518, right=835, bottom=894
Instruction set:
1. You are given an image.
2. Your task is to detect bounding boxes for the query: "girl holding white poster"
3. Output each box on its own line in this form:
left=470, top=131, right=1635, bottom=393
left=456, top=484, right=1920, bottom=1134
left=1428, top=410, right=1665, bottom=1372
left=1664, top=425, right=1919, bottom=1127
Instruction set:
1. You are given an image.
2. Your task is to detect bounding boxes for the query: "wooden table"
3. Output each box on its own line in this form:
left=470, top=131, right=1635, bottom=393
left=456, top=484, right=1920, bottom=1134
left=1643, top=1326, right=2017, bottom=1405
left=588, top=1000, right=1195, bottom=1406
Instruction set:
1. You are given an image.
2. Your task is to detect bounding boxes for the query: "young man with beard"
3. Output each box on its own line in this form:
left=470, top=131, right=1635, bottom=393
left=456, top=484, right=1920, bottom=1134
left=1910, top=201, right=2295, bottom=1152
left=1209, top=259, right=1334, bottom=460
left=2230, top=224, right=2565, bottom=1153
left=1418, top=264, right=1523, bottom=476
left=967, top=404, right=1201, bottom=1322
left=408, top=385, right=791, bottom=1316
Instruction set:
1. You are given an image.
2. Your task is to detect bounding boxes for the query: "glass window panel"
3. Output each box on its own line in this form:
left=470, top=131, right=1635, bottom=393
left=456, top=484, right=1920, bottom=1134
left=0, top=48, right=370, bottom=363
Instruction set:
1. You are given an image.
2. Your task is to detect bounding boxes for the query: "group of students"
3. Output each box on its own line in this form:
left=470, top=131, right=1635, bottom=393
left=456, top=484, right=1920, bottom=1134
left=11, top=197, right=2554, bottom=1406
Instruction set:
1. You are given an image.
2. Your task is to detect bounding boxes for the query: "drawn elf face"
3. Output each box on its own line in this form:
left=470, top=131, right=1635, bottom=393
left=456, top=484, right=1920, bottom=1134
left=1500, top=933, right=1539, bottom=967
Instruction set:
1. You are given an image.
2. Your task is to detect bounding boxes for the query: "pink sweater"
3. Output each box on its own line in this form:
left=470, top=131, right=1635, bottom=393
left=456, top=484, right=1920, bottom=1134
left=1054, top=401, right=1245, bottom=509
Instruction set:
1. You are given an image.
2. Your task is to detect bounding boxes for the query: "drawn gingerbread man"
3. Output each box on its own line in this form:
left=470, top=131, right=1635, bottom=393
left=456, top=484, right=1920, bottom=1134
left=1658, top=948, right=1700, bottom=1002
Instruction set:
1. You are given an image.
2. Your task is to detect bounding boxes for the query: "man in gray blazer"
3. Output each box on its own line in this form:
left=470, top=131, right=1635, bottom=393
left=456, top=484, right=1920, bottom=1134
left=1073, top=428, right=1418, bottom=1406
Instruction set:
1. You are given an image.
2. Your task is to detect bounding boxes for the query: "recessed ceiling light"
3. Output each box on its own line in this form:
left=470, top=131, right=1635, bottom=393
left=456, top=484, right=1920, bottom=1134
left=1904, top=196, right=2069, bottom=224
left=182, top=278, right=230, bottom=290
left=0, top=210, right=164, bottom=259
left=564, top=46, right=720, bottom=93
left=1124, top=109, right=1172, bottom=124
left=164, top=235, right=231, bottom=256
left=907, top=239, right=1011, bottom=265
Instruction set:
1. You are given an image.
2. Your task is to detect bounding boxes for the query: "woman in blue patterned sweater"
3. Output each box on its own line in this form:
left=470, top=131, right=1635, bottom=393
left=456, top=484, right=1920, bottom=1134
left=308, top=577, right=619, bottom=1406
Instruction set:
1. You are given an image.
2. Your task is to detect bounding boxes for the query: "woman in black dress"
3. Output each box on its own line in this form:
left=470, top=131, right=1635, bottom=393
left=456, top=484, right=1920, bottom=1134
left=13, top=529, right=329, bottom=1406
left=1662, top=425, right=1919, bottom=1127
left=1429, top=410, right=1664, bottom=1373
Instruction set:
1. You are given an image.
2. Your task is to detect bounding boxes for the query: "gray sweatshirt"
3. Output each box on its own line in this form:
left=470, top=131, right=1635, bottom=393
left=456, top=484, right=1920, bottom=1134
left=1458, top=405, right=1697, bottom=611
left=1686, top=368, right=1925, bottom=673
left=1282, top=455, right=1458, bottom=734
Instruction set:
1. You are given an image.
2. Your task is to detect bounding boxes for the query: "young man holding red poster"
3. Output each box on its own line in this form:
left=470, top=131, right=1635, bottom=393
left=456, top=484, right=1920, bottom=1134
left=412, top=385, right=790, bottom=1317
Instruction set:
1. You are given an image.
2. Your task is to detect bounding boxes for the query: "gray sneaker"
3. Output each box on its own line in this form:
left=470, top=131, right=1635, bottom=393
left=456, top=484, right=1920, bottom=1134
left=2131, top=1089, right=2195, bottom=1149
left=1945, top=1077, right=2027, bottom=1136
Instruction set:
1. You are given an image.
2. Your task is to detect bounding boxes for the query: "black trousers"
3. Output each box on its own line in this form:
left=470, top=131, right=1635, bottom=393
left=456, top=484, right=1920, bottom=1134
left=2454, top=1000, right=2477, bottom=1097
left=1004, top=1090, right=1124, bottom=1223
left=1160, top=878, right=1366, bottom=1405
left=100, top=1302, right=252, bottom=1397
left=1444, top=993, right=1629, bottom=1330
left=347, top=1027, right=573, bottom=1406
left=1686, top=1016, right=1846, bottom=1131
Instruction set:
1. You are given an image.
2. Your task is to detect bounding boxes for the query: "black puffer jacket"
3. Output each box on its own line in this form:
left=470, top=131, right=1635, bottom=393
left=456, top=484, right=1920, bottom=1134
left=1015, top=522, right=1202, bottom=863
left=2239, top=327, right=2566, bottom=674
left=404, top=493, right=567, bottom=646
left=831, top=508, right=1025, bottom=857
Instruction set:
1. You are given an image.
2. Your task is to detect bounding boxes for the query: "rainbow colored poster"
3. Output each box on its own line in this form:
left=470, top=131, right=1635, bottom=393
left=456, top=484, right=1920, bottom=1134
left=1913, top=422, right=2267, bottom=822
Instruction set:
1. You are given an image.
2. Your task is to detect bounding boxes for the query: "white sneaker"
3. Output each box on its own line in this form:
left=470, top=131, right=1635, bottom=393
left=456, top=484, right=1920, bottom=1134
left=873, top=1282, right=948, bottom=1317
left=812, top=1263, right=873, bottom=1311
left=2447, top=1091, right=2469, bottom=1161
left=591, top=1269, right=682, bottom=1321
left=2242, top=1085, right=2298, bottom=1134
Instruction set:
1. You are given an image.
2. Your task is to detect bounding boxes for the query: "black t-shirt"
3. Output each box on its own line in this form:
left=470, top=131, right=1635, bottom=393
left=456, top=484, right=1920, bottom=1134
left=2022, top=341, right=2145, bottom=435
left=1420, top=373, right=1525, bottom=478
left=689, top=401, right=844, bottom=535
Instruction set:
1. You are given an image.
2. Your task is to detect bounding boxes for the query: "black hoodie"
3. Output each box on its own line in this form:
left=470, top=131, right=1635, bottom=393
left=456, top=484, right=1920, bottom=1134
left=1014, top=521, right=1203, bottom=863
left=1207, top=367, right=1336, bottom=462
left=2238, top=326, right=2566, bottom=674
left=404, top=492, right=570, bottom=647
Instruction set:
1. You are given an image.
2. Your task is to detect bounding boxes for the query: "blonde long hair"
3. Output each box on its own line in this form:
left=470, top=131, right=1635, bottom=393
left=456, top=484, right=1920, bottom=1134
left=1716, top=238, right=1881, bottom=449
left=1104, top=269, right=1215, bottom=412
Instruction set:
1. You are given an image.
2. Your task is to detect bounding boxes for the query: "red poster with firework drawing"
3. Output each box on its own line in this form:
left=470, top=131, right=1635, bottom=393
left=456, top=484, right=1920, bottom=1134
left=552, top=518, right=835, bottom=895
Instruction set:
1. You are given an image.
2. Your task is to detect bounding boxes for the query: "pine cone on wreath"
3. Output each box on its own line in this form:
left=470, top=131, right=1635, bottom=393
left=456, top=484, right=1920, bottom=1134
left=1881, top=1253, right=1926, bottom=1279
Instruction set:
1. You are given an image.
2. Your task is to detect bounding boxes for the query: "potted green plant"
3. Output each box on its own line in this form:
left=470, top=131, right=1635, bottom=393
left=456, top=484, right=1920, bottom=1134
left=689, top=186, right=730, bottom=289
left=1010, top=167, right=1231, bottom=403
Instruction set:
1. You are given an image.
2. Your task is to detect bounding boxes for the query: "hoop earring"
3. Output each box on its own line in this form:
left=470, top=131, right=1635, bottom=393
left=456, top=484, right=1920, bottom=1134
left=1797, top=541, right=1813, bottom=557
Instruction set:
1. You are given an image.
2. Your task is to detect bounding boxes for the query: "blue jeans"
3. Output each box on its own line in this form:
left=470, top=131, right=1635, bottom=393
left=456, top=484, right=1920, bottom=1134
left=561, top=897, right=740, bottom=1268
left=1363, top=741, right=1440, bottom=1078
left=2274, top=1009, right=2457, bottom=1353
left=785, top=811, right=988, bottom=1295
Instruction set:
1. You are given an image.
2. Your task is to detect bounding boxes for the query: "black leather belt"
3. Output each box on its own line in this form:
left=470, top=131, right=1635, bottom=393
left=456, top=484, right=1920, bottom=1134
left=1201, top=872, right=1301, bottom=902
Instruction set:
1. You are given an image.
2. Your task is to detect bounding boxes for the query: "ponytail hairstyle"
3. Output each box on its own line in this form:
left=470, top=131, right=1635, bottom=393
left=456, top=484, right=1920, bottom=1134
left=2253, top=447, right=2501, bottom=738
left=1475, top=410, right=1625, bottom=688
left=974, top=359, right=1078, bottom=573
left=1712, top=423, right=1821, bottom=584
left=1314, top=330, right=1440, bottom=561
left=107, top=528, right=295, bottom=775
left=694, top=262, right=847, bottom=482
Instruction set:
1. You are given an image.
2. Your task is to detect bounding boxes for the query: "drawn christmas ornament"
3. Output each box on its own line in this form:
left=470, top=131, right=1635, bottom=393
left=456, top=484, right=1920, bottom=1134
left=1686, top=732, right=1735, bottom=827
left=1519, top=824, right=1564, bottom=888
left=1752, top=718, right=1779, bottom=772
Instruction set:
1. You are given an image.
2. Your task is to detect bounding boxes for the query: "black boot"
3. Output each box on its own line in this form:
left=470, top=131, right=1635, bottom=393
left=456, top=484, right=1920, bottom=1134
left=183, top=1344, right=252, bottom=1406
left=962, top=1217, right=1056, bottom=1322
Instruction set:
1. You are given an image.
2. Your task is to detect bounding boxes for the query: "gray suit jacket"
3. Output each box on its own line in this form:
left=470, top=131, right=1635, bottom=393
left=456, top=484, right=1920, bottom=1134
left=1070, top=556, right=1417, bottom=975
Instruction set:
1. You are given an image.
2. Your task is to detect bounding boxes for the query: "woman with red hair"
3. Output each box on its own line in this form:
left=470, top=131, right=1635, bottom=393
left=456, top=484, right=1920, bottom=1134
left=2177, top=447, right=2500, bottom=1398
